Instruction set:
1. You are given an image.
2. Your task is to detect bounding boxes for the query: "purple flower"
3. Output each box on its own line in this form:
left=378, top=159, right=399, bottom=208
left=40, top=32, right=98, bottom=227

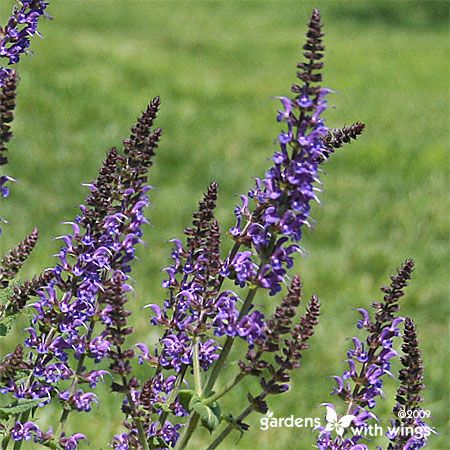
left=227, top=251, right=258, bottom=287
left=112, top=433, right=130, bottom=450
left=236, top=310, right=266, bottom=345
left=59, top=433, right=86, bottom=450
left=147, top=420, right=182, bottom=447
left=11, top=421, right=41, bottom=441
left=89, top=335, right=111, bottom=362
left=0, top=175, right=14, bottom=197
left=0, top=0, right=49, bottom=83
left=72, top=389, right=98, bottom=412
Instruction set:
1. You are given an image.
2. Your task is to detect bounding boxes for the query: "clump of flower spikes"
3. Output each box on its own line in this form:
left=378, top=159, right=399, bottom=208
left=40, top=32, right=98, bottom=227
left=387, top=317, right=432, bottom=449
left=0, top=0, right=49, bottom=84
left=0, top=98, right=162, bottom=450
left=315, top=259, right=429, bottom=450
left=1, top=8, right=368, bottom=450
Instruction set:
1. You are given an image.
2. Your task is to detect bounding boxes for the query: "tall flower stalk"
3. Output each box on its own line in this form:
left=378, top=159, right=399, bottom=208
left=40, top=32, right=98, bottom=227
left=315, top=260, right=432, bottom=450
left=387, top=318, right=432, bottom=449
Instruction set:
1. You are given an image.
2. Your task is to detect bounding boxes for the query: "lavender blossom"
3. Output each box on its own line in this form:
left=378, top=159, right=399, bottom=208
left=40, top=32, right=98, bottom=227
left=10, top=420, right=52, bottom=445
left=0, top=0, right=49, bottom=83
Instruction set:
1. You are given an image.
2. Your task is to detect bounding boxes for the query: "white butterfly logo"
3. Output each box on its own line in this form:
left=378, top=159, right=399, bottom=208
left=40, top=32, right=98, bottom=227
left=323, top=405, right=355, bottom=437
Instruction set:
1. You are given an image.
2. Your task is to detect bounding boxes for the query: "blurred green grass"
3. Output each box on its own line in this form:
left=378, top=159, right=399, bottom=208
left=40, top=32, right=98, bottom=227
left=0, top=1, right=448, bottom=449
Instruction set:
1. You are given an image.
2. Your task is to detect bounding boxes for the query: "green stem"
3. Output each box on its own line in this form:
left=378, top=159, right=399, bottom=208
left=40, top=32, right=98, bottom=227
left=158, top=365, right=188, bottom=427
left=123, top=376, right=150, bottom=450
left=174, top=411, right=200, bottom=450
left=204, top=372, right=246, bottom=405
left=204, top=286, right=258, bottom=396
left=193, top=336, right=203, bottom=397
left=205, top=403, right=255, bottom=450
left=58, top=318, right=96, bottom=432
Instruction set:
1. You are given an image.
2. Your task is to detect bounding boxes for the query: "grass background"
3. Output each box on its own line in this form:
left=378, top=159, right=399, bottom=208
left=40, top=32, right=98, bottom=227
left=0, top=1, right=448, bottom=449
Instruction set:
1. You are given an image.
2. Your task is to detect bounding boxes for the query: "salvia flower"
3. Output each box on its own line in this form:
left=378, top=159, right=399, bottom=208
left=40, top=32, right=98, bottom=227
left=10, top=420, right=52, bottom=444
left=228, top=9, right=330, bottom=297
left=59, top=433, right=86, bottom=450
left=0, top=0, right=49, bottom=82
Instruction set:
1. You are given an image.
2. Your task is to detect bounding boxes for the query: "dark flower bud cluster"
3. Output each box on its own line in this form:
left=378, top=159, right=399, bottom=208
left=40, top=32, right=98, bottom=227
left=293, top=8, right=324, bottom=88
left=0, top=70, right=17, bottom=168
left=0, top=228, right=38, bottom=287
left=387, top=318, right=432, bottom=449
left=319, top=122, right=366, bottom=162
left=0, top=0, right=49, bottom=82
left=0, top=70, right=18, bottom=231
left=259, top=293, right=320, bottom=397
left=0, top=344, right=27, bottom=382
left=316, top=260, right=417, bottom=450
left=240, top=277, right=320, bottom=395
left=7, top=268, right=54, bottom=313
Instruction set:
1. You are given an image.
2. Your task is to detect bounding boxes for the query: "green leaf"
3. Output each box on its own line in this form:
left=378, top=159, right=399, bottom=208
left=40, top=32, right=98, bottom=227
left=0, top=398, right=43, bottom=418
left=178, top=389, right=196, bottom=411
left=190, top=397, right=221, bottom=433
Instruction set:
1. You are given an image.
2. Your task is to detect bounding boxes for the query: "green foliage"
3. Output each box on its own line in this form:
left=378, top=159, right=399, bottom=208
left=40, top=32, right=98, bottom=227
left=0, top=398, right=42, bottom=420
left=189, top=396, right=221, bottom=433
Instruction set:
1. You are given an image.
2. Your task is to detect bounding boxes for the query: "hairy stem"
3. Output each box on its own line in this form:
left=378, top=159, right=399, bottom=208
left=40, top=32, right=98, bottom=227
left=193, top=336, right=203, bottom=397
left=158, top=365, right=188, bottom=428
left=59, top=318, right=96, bottom=431
left=205, top=402, right=256, bottom=450
left=123, top=375, right=150, bottom=450
left=204, top=372, right=246, bottom=405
